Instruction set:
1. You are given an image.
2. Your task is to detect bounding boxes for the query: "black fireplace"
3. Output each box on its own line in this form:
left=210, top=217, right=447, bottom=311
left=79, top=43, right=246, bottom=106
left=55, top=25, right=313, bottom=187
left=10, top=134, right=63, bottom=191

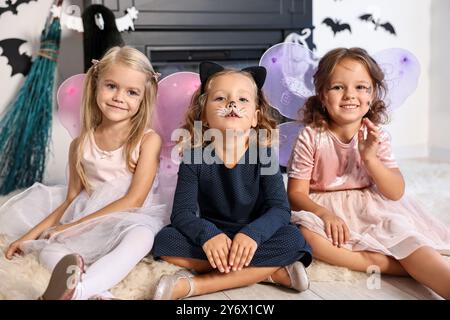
left=86, top=0, right=314, bottom=76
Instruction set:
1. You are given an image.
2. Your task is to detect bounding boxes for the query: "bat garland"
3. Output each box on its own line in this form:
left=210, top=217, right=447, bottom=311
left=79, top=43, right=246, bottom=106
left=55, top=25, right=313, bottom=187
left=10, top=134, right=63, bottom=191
left=322, top=18, right=352, bottom=36
left=322, top=14, right=397, bottom=37
left=359, top=14, right=397, bottom=35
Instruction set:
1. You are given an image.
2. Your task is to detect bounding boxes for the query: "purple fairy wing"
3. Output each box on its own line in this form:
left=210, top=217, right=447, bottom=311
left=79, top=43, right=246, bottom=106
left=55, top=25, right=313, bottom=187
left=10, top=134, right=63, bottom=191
left=57, top=74, right=86, bottom=138
left=260, top=42, right=318, bottom=120
left=373, top=48, right=421, bottom=111
left=152, top=72, right=201, bottom=160
left=277, top=121, right=304, bottom=167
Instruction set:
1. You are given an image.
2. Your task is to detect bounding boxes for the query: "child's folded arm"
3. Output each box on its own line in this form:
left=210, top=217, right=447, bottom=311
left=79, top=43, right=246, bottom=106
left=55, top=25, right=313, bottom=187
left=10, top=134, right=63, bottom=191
left=239, top=169, right=291, bottom=245
left=170, top=162, right=223, bottom=246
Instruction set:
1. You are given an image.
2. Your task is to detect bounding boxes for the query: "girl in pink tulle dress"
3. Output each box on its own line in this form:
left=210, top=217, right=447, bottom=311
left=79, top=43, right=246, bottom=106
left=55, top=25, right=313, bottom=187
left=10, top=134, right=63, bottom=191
left=0, top=47, right=169, bottom=299
left=287, top=47, right=450, bottom=299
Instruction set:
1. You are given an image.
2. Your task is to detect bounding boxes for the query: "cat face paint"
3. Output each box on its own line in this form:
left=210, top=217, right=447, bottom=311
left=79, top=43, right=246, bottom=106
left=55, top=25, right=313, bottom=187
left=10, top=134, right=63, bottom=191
left=216, top=101, right=248, bottom=118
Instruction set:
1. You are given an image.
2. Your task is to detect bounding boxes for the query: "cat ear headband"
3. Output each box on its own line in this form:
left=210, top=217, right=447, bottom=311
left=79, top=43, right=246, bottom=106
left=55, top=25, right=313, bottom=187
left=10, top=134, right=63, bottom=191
left=199, top=61, right=267, bottom=93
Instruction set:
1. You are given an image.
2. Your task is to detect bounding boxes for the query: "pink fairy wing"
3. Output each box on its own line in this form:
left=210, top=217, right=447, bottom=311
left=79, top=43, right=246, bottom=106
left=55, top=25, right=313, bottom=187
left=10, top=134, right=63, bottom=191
left=57, top=74, right=85, bottom=138
left=373, top=48, right=421, bottom=111
left=152, top=72, right=200, bottom=211
left=56, top=71, right=200, bottom=158
left=152, top=72, right=201, bottom=160
left=278, top=121, right=304, bottom=167
left=260, top=42, right=318, bottom=120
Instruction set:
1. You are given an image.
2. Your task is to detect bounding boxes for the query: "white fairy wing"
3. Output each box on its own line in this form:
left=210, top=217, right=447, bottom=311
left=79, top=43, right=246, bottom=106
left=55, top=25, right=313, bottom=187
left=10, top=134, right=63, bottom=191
left=373, top=48, right=421, bottom=111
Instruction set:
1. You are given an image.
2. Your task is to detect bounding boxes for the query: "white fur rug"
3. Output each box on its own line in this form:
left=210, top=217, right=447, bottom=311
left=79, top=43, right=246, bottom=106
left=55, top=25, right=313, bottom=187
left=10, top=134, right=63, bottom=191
left=0, top=159, right=449, bottom=300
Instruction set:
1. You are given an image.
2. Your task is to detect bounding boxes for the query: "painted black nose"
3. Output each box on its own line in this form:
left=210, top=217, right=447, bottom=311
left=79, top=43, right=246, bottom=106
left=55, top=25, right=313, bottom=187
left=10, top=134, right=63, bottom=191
left=227, top=101, right=237, bottom=108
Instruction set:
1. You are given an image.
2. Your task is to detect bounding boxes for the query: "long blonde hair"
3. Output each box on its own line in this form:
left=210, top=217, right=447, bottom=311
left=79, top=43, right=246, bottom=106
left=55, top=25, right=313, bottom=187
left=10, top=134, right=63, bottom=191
left=75, top=46, right=158, bottom=191
left=182, top=69, right=277, bottom=148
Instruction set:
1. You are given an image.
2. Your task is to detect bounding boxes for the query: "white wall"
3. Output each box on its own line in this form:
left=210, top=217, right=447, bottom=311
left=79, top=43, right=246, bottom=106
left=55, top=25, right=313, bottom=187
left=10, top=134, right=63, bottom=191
left=430, top=0, right=450, bottom=160
left=313, top=0, right=431, bottom=159
left=0, top=0, right=83, bottom=185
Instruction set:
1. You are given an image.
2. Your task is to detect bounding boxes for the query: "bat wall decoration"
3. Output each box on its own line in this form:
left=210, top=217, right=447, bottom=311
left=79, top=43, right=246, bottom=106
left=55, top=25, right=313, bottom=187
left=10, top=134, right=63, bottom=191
left=0, top=38, right=32, bottom=76
left=0, top=0, right=38, bottom=17
left=359, top=14, right=397, bottom=35
left=322, top=18, right=352, bottom=36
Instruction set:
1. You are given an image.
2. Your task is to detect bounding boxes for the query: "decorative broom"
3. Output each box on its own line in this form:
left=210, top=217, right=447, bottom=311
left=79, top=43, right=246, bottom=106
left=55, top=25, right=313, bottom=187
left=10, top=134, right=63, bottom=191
left=0, top=0, right=63, bottom=195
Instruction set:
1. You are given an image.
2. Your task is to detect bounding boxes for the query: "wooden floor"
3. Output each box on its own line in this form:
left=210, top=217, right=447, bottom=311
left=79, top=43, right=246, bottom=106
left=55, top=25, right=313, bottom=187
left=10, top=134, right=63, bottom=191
left=187, top=276, right=443, bottom=300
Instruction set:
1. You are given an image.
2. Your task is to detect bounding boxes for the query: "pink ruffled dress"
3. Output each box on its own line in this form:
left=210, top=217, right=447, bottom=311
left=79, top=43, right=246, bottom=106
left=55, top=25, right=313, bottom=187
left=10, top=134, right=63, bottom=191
left=288, top=126, right=450, bottom=259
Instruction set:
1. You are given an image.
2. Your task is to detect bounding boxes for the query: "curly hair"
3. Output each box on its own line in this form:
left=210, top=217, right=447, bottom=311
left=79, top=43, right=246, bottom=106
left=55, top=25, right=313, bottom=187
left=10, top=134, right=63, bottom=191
left=181, top=69, right=278, bottom=148
left=300, top=47, right=389, bottom=129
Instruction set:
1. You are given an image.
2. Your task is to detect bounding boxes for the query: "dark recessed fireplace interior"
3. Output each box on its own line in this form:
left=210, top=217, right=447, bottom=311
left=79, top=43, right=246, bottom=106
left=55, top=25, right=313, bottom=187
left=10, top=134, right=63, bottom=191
left=86, top=0, right=313, bottom=77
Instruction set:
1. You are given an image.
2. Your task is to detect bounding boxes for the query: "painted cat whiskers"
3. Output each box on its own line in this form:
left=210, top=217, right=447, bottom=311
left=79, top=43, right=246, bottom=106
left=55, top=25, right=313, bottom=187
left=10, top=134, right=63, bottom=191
left=215, top=101, right=247, bottom=118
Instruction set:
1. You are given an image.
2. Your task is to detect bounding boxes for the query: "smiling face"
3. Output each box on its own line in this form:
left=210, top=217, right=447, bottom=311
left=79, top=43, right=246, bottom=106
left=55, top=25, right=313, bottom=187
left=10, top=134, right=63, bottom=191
left=203, top=72, right=259, bottom=132
left=96, top=63, right=146, bottom=124
left=321, top=58, right=375, bottom=128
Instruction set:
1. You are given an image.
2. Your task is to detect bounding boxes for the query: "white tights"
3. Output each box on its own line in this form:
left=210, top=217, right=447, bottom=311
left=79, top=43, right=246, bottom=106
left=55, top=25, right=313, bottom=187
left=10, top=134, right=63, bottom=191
left=39, top=226, right=154, bottom=300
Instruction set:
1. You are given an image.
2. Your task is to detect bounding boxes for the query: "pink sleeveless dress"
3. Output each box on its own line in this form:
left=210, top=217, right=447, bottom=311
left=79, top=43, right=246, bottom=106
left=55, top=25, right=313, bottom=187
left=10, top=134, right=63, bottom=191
left=0, top=130, right=169, bottom=264
left=288, top=126, right=450, bottom=259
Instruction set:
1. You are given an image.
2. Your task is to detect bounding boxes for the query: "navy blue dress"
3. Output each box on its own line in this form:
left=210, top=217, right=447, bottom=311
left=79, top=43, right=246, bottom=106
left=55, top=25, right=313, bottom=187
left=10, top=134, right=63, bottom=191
left=153, top=147, right=312, bottom=267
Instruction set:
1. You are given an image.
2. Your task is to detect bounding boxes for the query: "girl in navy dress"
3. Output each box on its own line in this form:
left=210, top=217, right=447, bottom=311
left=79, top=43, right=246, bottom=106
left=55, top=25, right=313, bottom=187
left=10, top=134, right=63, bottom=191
left=152, top=61, right=312, bottom=300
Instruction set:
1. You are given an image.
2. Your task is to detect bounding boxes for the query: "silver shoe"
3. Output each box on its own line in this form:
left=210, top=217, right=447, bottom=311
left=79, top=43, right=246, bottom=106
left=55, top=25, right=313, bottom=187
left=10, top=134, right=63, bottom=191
left=285, top=261, right=310, bottom=292
left=153, top=269, right=195, bottom=300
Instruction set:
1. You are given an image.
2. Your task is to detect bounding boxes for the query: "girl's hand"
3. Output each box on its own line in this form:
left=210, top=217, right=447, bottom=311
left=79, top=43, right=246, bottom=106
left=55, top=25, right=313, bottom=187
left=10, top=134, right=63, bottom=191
left=228, top=233, right=257, bottom=271
left=358, top=118, right=380, bottom=162
left=318, top=208, right=350, bottom=247
left=5, top=231, right=39, bottom=259
left=202, top=233, right=232, bottom=273
left=5, top=239, right=26, bottom=260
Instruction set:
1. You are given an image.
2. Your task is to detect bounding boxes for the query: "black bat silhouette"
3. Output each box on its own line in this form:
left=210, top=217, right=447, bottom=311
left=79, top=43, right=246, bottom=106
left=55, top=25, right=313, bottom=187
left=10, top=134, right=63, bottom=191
left=322, top=18, right=352, bottom=36
left=0, top=0, right=38, bottom=16
left=359, top=14, right=397, bottom=35
left=0, top=38, right=32, bottom=76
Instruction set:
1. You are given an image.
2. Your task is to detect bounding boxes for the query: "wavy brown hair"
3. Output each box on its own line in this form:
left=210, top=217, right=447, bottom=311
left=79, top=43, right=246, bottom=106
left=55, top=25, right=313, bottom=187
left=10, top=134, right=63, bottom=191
left=182, top=69, right=278, bottom=148
left=301, top=47, right=389, bottom=129
left=75, top=46, right=158, bottom=192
